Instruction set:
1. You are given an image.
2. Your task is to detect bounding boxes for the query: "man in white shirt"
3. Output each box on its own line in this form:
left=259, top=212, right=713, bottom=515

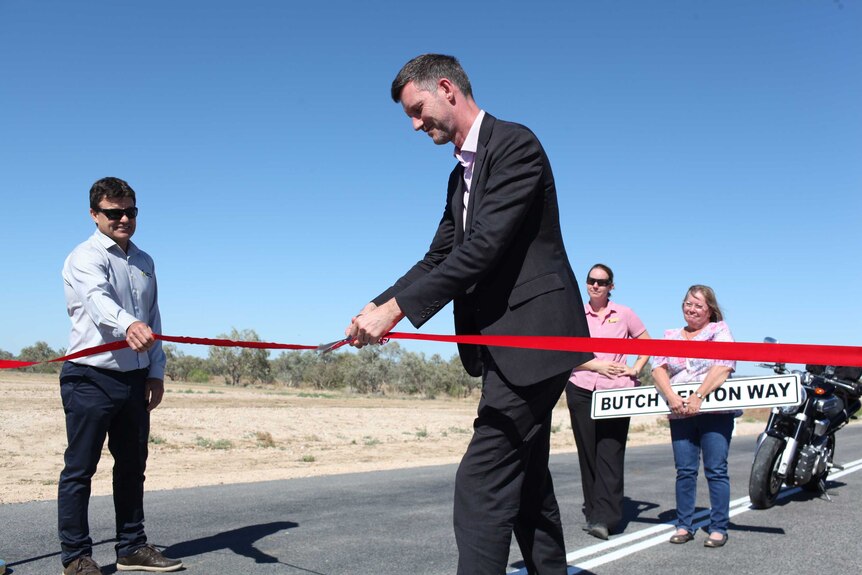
left=58, top=177, right=181, bottom=574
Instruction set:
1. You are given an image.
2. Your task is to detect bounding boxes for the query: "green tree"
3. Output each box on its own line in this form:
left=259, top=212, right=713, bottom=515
left=0, top=348, right=13, bottom=361
left=271, top=350, right=326, bottom=387
left=208, top=328, right=272, bottom=386
left=164, top=344, right=211, bottom=382
left=443, top=354, right=481, bottom=398
left=304, top=351, right=347, bottom=390
left=390, top=348, right=430, bottom=396
left=18, top=341, right=62, bottom=373
left=423, top=353, right=452, bottom=399
left=316, top=343, right=482, bottom=398
left=345, top=344, right=396, bottom=394
left=164, top=344, right=181, bottom=379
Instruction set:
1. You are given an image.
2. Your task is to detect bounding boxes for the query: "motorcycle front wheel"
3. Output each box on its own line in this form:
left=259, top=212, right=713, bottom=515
left=749, top=435, right=785, bottom=509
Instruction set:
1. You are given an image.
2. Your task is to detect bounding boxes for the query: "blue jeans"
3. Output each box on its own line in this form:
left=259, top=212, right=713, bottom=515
left=669, top=413, right=734, bottom=535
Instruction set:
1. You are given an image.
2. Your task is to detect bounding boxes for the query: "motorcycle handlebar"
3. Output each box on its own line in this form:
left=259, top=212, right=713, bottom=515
left=759, top=359, right=861, bottom=395
left=820, top=375, right=862, bottom=397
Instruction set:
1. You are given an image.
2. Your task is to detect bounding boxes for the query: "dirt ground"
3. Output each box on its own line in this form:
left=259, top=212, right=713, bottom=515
left=0, top=372, right=766, bottom=505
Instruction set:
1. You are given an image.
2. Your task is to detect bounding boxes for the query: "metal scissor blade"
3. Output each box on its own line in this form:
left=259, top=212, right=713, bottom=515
left=317, top=337, right=352, bottom=354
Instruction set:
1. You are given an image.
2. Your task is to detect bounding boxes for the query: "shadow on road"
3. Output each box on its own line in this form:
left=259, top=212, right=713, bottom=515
left=163, top=520, right=298, bottom=564
left=617, top=497, right=661, bottom=532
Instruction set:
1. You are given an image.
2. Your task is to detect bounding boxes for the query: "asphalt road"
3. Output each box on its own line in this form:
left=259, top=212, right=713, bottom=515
left=3, top=424, right=861, bottom=574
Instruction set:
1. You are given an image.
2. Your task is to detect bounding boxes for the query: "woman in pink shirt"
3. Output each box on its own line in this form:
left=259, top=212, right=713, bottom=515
left=567, top=264, right=651, bottom=540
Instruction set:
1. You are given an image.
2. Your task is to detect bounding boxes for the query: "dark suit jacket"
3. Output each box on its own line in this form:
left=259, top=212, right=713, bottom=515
left=374, top=113, right=592, bottom=386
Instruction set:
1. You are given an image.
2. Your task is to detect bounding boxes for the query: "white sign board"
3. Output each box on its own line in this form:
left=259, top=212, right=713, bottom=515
left=591, top=374, right=801, bottom=419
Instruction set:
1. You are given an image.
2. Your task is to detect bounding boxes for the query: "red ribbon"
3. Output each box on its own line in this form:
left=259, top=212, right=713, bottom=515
left=0, top=334, right=317, bottom=370
left=387, top=333, right=862, bottom=367
left=2, top=332, right=861, bottom=370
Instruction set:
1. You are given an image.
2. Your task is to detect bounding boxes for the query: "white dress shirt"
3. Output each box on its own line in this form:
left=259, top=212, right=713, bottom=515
left=455, top=110, right=485, bottom=229
left=62, top=230, right=165, bottom=379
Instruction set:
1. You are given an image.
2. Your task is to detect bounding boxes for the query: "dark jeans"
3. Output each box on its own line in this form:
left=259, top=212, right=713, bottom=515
left=565, top=384, right=630, bottom=532
left=58, top=362, right=150, bottom=566
left=453, top=352, right=569, bottom=575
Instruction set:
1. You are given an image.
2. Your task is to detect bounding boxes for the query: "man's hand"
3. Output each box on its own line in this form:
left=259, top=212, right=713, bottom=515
left=345, top=299, right=405, bottom=348
left=126, top=321, right=156, bottom=352
left=145, top=378, right=165, bottom=412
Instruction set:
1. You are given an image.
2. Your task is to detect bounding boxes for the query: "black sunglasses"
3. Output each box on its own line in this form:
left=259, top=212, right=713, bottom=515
left=95, top=206, right=138, bottom=220
left=586, top=277, right=611, bottom=287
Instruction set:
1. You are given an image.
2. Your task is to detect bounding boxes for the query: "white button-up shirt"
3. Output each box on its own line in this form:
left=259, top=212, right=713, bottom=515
left=62, top=230, right=165, bottom=379
left=455, top=110, right=485, bottom=229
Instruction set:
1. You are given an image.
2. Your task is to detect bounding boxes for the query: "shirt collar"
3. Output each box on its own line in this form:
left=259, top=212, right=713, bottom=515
left=585, top=300, right=619, bottom=317
left=93, top=229, right=137, bottom=255
left=455, top=110, right=485, bottom=163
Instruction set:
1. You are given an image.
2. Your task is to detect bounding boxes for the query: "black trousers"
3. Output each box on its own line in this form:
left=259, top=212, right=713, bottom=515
left=565, top=384, right=630, bottom=532
left=58, top=362, right=150, bottom=566
left=453, top=352, right=569, bottom=575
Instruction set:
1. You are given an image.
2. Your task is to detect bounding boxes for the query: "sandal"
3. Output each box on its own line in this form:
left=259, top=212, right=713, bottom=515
left=669, top=531, right=694, bottom=544
left=703, top=533, right=728, bottom=548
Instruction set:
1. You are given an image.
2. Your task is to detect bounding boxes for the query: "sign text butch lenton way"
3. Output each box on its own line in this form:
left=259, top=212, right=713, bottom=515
left=591, top=374, right=801, bottom=419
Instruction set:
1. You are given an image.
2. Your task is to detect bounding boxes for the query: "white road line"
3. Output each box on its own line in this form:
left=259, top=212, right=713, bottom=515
left=506, top=456, right=862, bottom=575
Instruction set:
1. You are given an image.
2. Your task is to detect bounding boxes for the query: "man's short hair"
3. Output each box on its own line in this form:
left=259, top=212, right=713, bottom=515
left=391, top=54, right=473, bottom=103
left=89, top=177, right=136, bottom=210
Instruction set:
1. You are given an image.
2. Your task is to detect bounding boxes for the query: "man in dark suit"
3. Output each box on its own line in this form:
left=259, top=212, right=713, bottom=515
left=345, top=54, right=592, bottom=574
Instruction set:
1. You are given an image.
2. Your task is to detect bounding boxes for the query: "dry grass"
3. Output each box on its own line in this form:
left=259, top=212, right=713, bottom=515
left=0, top=372, right=769, bottom=504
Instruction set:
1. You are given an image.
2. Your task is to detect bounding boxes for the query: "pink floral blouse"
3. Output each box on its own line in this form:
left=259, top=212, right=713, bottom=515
left=651, top=321, right=737, bottom=418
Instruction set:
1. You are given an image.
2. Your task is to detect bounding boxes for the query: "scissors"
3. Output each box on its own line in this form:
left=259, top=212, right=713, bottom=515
left=317, top=334, right=392, bottom=353
left=317, top=337, right=354, bottom=354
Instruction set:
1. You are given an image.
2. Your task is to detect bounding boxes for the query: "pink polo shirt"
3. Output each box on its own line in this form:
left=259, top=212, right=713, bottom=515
left=569, top=300, right=647, bottom=391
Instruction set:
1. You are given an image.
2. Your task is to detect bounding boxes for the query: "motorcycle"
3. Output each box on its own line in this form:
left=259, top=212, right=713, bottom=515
left=749, top=337, right=862, bottom=509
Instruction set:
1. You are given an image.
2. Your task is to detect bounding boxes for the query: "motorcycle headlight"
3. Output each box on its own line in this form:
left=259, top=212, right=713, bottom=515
left=779, top=386, right=806, bottom=414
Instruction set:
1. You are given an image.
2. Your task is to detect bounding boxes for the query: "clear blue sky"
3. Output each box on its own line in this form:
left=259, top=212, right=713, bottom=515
left=2, top=1, right=860, bottom=373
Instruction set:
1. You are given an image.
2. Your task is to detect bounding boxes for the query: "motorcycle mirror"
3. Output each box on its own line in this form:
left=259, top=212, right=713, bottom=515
left=763, top=337, right=779, bottom=344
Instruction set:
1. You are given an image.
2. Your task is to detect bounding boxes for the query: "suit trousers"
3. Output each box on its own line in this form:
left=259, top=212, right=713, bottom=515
left=453, top=352, right=569, bottom=575
left=58, top=362, right=150, bottom=566
left=565, top=384, right=630, bottom=532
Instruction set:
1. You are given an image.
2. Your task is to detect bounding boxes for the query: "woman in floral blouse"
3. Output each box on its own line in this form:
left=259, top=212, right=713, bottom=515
left=651, top=285, right=736, bottom=549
